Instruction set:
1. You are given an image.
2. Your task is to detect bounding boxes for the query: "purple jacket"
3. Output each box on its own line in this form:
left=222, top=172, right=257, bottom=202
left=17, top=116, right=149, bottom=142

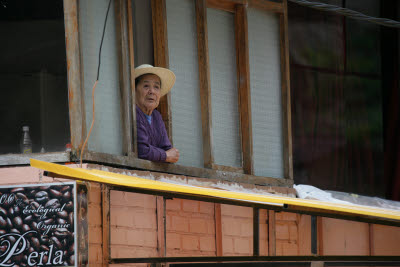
left=136, top=106, right=172, bottom=162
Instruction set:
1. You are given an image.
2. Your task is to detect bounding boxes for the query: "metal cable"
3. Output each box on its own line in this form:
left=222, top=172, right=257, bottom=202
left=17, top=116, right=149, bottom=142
left=288, top=0, right=400, bottom=29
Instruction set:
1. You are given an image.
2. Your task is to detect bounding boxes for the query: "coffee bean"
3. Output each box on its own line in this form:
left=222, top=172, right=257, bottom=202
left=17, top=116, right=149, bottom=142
left=13, top=216, right=23, bottom=229
left=6, top=217, right=12, bottom=229
left=10, top=188, right=24, bottom=194
left=54, top=228, right=69, bottom=239
left=44, top=218, right=54, bottom=225
left=49, top=189, right=62, bottom=198
left=23, top=215, right=33, bottom=224
left=65, top=201, right=73, bottom=211
left=57, top=218, right=67, bottom=225
left=21, top=224, right=30, bottom=232
left=40, top=244, right=49, bottom=251
left=0, top=207, right=7, bottom=217
left=50, top=236, right=62, bottom=249
left=57, top=210, right=68, bottom=219
left=45, top=199, right=60, bottom=209
left=62, top=191, right=71, bottom=202
left=34, top=191, right=49, bottom=204
left=30, top=237, right=40, bottom=249
left=68, top=212, right=74, bottom=225
left=10, top=228, right=20, bottom=234
left=60, top=186, right=70, bottom=193
left=0, top=217, right=7, bottom=228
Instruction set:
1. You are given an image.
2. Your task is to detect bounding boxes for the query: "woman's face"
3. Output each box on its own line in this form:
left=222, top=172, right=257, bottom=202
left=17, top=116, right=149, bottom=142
left=135, top=74, right=161, bottom=115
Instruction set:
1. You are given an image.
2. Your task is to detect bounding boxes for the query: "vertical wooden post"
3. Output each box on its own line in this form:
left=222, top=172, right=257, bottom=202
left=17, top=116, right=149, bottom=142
left=126, top=0, right=137, bottom=156
left=215, top=203, right=223, bottom=256
left=268, top=210, right=276, bottom=256
left=63, top=0, right=85, bottom=151
left=115, top=0, right=133, bottom=156
left=157, top=196, right=166, bottom=257
left=311, top=215, right=318, bottom=255
left=151, top=0, right=173, bottom=142
left=317, top=217, right=324, bottom=255
left=235, top=5, right=254, bottom=175
left=196, top=0, right=214, bottom=168
left=253, top=207, right=260, bottom=256
left=101, top=185, right=110, bottom=266
left=280, top=0, right=294, bottom=180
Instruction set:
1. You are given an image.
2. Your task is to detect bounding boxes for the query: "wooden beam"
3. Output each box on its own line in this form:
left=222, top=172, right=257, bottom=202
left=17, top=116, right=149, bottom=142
left=0, top=152, right=70, bottom=166
left=248, top=0, right=284, bottom=13
left=206, top=0, right=241, bottom=12
left=102, top=184, right=111, bottom=266
left=63, top=0, right=85, bottom=150
left=211, top=163, right=244, bottom=174
left=235, top=5, right=254, bottom=175
left=268, top=210, right=276, bottom=256
left=83, top=150, right=293, bottom=187
left=279, top=0, right=294, bottom=180
left=215, top=203, right=223, bottom=256
left=156, top=196, right=166, bottom=257
left=253, top=207, right=260, bottom=256
left=317, top=217, right=323, bottom=255
left=196, top=0, right=214, bottom=169
left=127, top=0, right=137, bottom=156
left=115, top=0, right=133, bottom=156
left=151, top=0, right=173, bottom=142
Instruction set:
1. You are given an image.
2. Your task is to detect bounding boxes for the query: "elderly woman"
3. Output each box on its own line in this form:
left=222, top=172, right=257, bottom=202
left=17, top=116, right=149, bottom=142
left=134, top=64, right=179, bottom=163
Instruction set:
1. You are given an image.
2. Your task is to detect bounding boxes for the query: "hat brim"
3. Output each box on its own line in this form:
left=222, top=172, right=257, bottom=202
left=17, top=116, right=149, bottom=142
left=134, top=66, right=176, bottom=97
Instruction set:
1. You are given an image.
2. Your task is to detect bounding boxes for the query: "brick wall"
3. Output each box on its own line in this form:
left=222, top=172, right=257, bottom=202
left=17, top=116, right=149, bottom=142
left=221, top=204, right=253, bottom=256
left=166, top=199, right=216, bottom=256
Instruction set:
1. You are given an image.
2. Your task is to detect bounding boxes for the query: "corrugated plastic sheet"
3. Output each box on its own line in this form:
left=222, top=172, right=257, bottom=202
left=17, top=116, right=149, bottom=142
left=30, top=159, right=400, bottom=223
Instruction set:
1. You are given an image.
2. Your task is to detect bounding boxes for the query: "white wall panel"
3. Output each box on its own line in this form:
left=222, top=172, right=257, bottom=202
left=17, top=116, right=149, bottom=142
left=79, top=0, right=123, bottom=155
left=167, top=0, right=204, bottom=168
left=207, top=8, right=242, bottom=168
left=248, top=8, right=284, bottom=178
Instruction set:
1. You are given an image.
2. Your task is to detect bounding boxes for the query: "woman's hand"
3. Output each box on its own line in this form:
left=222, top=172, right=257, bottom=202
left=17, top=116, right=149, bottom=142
left=166, top=147, right=180, bottom=163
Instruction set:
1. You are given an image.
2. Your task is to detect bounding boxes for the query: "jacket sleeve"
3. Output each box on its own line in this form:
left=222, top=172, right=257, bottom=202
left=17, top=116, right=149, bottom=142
left=158, top=117, right=172, bottom=152
left=137, top=120, right=168, bottom=162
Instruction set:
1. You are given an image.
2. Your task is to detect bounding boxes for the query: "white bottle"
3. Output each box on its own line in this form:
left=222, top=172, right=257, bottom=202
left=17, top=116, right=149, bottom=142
left=20, top=126, right=32, bottom=154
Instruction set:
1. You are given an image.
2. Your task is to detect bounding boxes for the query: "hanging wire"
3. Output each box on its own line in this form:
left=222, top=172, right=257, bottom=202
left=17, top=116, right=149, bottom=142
left=80, top=0, right=113, bottom=167
left=288, top=0, right=400, bottom=29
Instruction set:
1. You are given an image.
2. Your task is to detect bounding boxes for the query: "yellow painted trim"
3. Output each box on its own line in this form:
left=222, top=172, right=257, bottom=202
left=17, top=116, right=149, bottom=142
left=30, top=159, right=400, bottom=222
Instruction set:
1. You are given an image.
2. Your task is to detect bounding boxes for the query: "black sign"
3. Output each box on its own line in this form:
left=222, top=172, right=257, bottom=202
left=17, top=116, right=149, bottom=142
left=0, top=182, right=76, bottom=266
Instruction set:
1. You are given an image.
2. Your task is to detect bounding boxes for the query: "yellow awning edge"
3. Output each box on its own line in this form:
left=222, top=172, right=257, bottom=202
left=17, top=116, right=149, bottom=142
left=30, top=159, right=400, bottom=224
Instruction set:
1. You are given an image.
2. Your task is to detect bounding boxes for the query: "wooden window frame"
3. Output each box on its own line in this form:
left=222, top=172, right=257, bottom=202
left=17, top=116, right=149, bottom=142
left=1, top=0, right=292, bottom=188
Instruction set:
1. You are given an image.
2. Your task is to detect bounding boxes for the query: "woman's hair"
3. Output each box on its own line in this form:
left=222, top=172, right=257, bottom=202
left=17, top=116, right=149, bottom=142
left=135, top=74, right=161, bottom=88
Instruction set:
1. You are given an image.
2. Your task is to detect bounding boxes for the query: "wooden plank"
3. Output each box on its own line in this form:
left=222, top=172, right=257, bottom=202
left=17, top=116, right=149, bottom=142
left=317, top=217, right=323, bottom=255
left=102, top=184, right=111, bottom=266
left=253, top=207, right=260, bottom=256
left=127, top=0, right=137, bottom=156
left=206, top=0, right=239, bottom=12
left=151, top=0, right=173, bottom=142
left=369, top=223, right=374, bottom=255
left=235, top=5, right=254, bottom=175
left=157, top=196, right=166, bottom=257
left=196, top=0, right=214, bottom=169
left=0, top=152, right=70, bottom=166
left=248, top=0, right=284, bottom=13
left=215, top=203, right=223, bottom=256
left=279, top=0, right=294, bottom=180
left=83, top=151, right=294, bottom=187
left=63, top=0, right=85, bottom=150
left=268, top=210, right=276, bottom=256
left=298, top=214, right=312, bottom=255
left=114, top=0, right=133, bottom=156
left=211, top=163, right=244, bottom=174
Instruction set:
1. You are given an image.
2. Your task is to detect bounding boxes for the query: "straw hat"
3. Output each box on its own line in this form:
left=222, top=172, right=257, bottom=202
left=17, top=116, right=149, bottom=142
left=134, top=64, right=176, bottom=96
